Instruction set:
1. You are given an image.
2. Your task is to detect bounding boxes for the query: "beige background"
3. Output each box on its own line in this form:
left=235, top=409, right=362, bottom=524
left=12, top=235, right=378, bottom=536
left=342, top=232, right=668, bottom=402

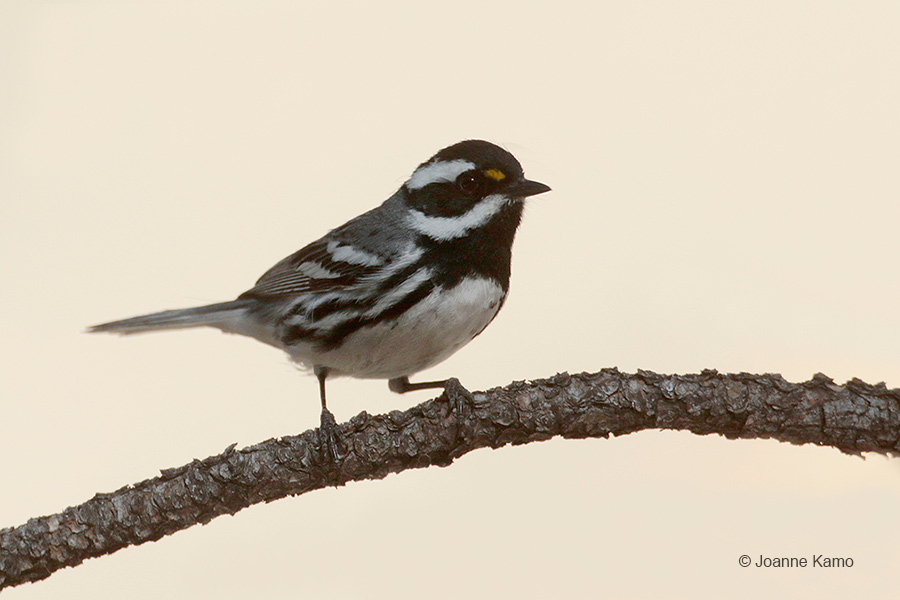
left=2, top=2, right=899, bottom=598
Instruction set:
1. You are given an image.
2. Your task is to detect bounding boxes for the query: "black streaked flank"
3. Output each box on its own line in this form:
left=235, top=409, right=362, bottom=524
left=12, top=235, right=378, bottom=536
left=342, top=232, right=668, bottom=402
left=281, top=278, right=436, bottom=349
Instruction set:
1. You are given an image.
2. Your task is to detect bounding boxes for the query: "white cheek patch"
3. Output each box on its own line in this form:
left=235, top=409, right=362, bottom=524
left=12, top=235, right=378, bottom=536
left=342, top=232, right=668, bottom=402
left=406, top=194, right=509, bottom=241
left=405, top=159, right=475, bottom=190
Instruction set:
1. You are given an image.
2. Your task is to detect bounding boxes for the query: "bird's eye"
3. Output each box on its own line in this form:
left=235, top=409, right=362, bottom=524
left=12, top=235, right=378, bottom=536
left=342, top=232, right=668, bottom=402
left=456, top=172, right=481, bottom=195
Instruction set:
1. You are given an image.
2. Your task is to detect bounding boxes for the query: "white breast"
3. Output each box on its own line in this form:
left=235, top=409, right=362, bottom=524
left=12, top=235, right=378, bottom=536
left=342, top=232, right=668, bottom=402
left=289, top=276, right=506, bottom=380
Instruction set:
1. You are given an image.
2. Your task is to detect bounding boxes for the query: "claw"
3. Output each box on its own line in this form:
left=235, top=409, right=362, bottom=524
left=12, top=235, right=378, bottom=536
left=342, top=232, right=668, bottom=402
left=443, top=378, right=476, bottom=446
left=443, top=377, right=474, bottom=415
left=318, top=407, right=341, bottom=463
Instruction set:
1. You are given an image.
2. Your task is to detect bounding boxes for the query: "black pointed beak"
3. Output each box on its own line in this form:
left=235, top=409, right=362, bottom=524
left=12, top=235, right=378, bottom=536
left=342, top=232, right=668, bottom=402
left=507, top=178, right=551, bottom=198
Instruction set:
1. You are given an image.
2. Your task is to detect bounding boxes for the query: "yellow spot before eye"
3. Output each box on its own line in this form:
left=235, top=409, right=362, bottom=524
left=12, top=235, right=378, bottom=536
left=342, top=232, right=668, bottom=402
left=484, top=168, right=506, bottom=181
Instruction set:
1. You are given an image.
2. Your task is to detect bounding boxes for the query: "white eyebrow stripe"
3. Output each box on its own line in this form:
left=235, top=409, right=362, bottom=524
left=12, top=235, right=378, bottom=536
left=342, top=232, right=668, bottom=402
left=405, top=159, right=475, bottom=190
left=326, top=240, right=383, bottom=267
left=405, top=194, right=509, bottom=241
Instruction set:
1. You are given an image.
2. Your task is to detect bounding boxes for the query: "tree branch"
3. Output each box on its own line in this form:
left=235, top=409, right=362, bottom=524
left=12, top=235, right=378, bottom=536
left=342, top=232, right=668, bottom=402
left=2, top=368, right=899, bottom=589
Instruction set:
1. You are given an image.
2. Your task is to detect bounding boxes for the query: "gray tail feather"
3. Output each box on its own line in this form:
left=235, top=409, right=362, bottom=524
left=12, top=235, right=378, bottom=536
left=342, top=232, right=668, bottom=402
left=87, top=300, right=254, bottom=335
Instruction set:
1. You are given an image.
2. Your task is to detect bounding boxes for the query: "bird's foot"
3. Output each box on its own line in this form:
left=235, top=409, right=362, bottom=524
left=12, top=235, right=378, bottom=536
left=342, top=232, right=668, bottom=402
left=443, top=377, right=475, bottom=421
left=318, top=407, right=342, bottom=463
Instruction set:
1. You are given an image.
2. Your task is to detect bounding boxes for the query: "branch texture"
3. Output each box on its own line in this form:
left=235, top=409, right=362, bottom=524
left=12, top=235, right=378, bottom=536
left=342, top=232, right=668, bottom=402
left=2, top=369, right=899, bottom=589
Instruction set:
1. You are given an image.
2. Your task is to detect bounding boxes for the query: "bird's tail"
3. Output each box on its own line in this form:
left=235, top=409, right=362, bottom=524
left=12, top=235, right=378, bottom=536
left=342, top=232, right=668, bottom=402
left=87, top=300, right=255, bottom=336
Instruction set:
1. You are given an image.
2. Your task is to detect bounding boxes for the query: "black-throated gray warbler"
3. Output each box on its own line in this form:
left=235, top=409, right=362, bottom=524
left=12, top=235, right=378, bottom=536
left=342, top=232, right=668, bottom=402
left=90, top=140, right=550, bottom=447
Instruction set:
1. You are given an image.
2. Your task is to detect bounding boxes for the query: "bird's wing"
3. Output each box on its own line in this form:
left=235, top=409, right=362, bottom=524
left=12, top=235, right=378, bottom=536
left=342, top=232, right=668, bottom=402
left=238, top=236, right=386, bottom=301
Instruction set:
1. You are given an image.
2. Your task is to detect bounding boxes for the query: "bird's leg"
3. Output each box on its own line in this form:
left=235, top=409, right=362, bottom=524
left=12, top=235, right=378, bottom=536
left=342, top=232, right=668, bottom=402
left=388, top=376, right=475, bottom=417
left=315, top=366, right=340, bottom=462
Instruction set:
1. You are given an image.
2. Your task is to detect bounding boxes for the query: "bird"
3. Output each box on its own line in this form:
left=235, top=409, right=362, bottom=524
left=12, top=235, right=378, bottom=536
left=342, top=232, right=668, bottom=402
left=89, top=139, right=551, bottom=455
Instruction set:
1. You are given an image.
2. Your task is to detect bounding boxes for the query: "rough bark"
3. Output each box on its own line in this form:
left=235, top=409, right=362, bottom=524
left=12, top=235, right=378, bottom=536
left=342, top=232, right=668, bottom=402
left=2, top=369, right=899, bottom=589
